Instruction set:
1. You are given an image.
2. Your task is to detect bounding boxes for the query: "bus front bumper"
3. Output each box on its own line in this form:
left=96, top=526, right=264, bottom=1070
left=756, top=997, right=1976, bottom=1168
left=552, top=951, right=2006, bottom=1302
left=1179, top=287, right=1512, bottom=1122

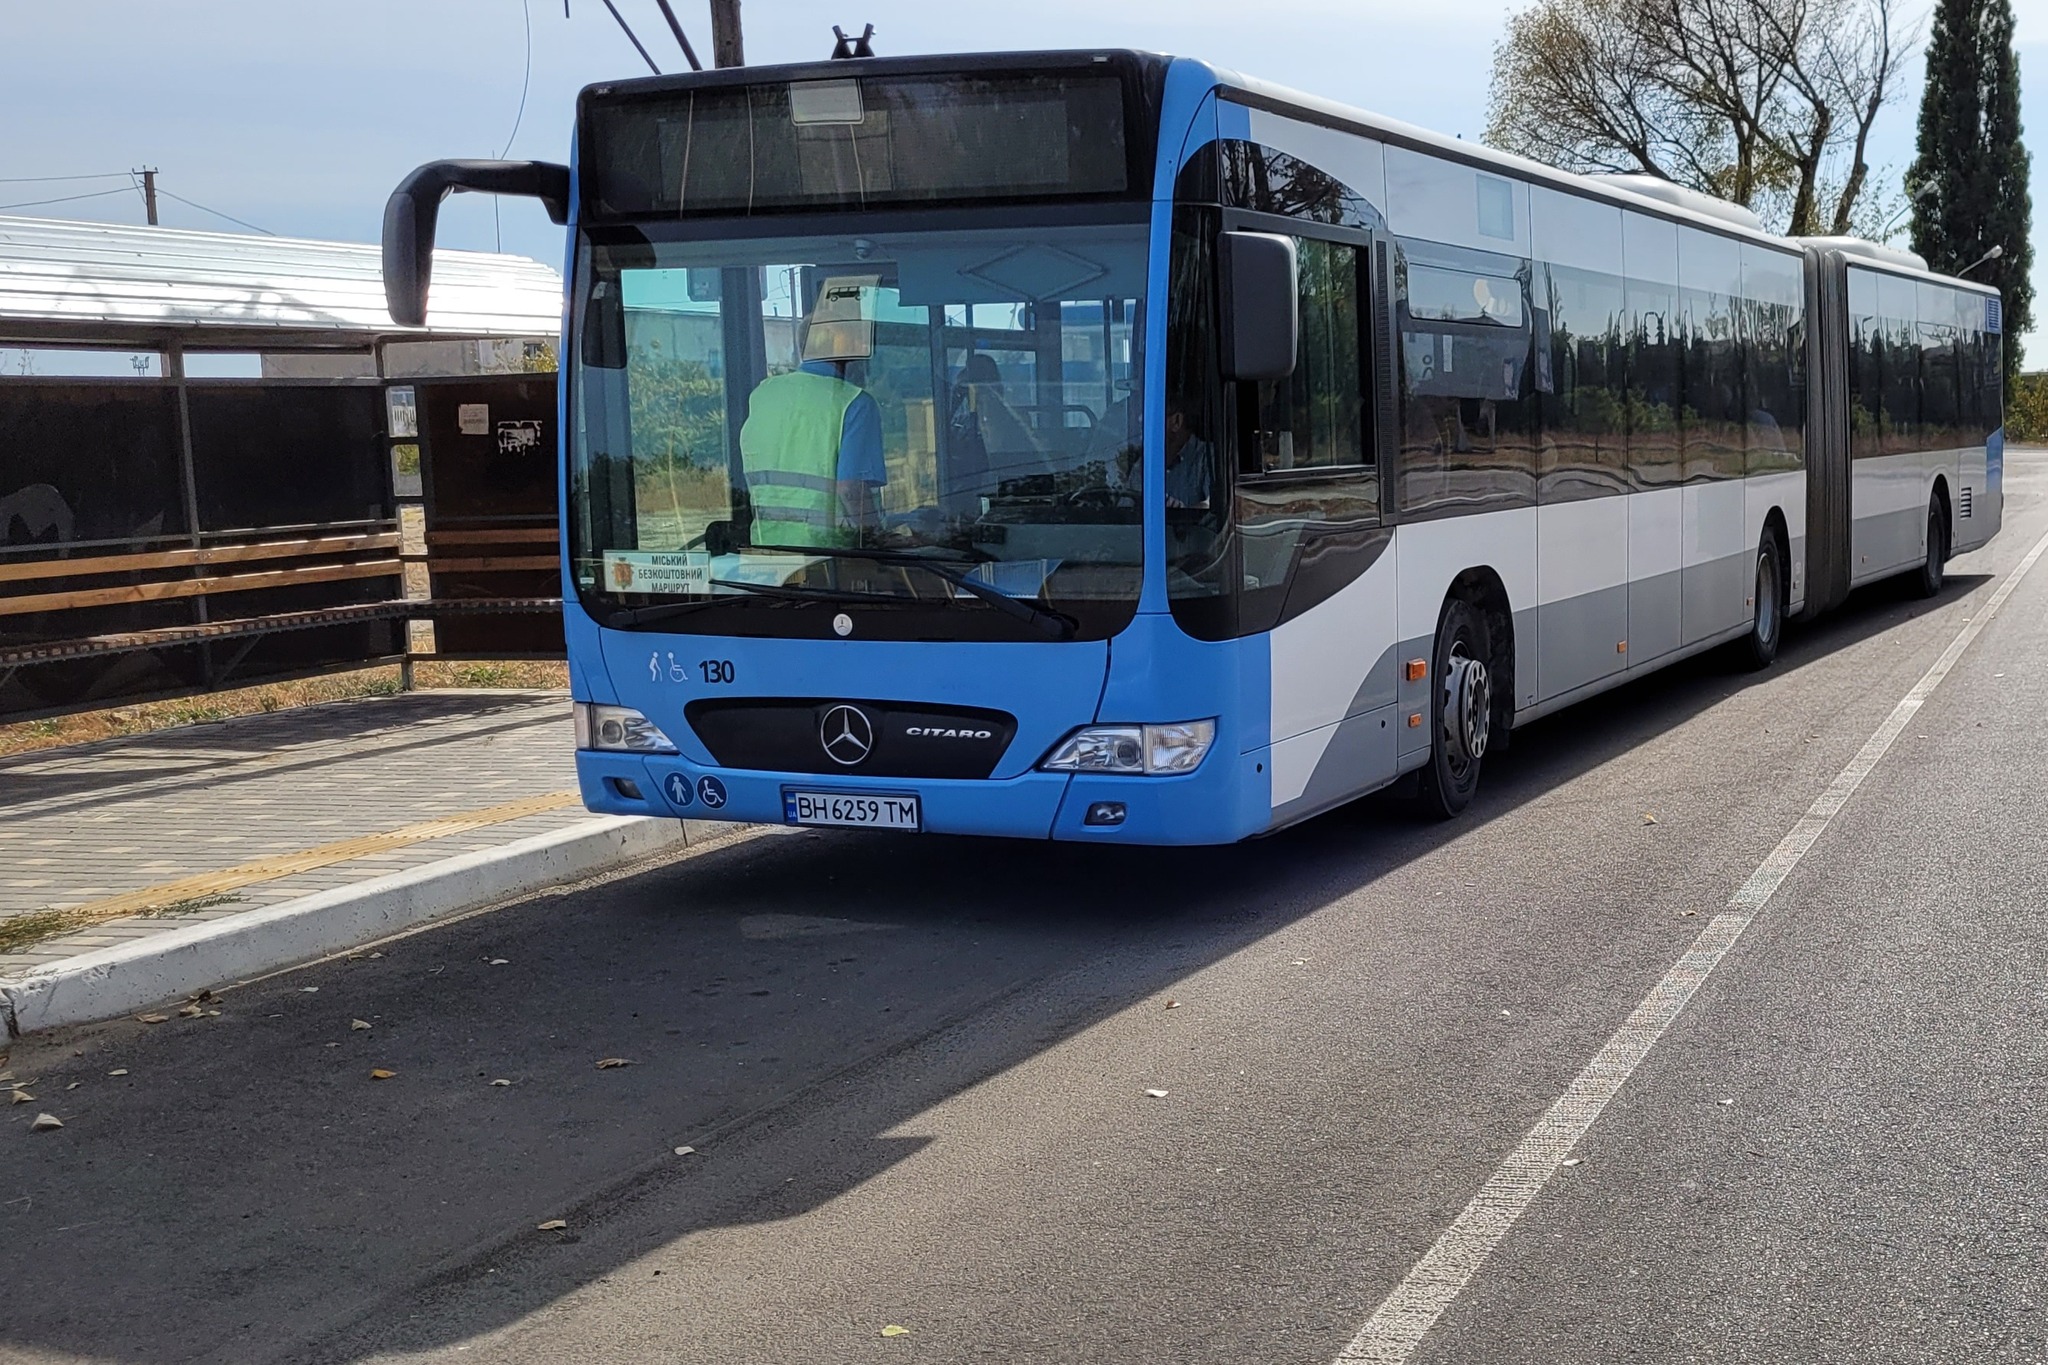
left=574, top=750, right=1263, bottom=844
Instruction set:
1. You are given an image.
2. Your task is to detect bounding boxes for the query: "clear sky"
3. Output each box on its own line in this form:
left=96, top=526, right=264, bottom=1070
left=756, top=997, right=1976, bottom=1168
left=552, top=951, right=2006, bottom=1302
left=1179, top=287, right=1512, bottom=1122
left=4, top=0, right=2046, bottom=353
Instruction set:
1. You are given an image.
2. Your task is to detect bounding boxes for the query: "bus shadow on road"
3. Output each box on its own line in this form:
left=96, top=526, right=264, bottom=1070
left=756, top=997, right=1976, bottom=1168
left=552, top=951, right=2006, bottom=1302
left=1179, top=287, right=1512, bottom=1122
left=0, top=569, right=2001, bottom=1363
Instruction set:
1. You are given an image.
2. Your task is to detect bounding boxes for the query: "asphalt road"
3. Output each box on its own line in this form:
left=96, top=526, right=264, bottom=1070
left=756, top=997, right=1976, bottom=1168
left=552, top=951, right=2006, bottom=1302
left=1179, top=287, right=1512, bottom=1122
left=5, top=457, right=2047, bottom=1365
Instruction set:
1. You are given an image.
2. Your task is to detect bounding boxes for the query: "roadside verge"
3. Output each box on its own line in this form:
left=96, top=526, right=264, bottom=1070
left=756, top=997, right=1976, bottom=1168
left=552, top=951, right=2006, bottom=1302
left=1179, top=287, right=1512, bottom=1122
left=0, top=816, right=720, bottom=1037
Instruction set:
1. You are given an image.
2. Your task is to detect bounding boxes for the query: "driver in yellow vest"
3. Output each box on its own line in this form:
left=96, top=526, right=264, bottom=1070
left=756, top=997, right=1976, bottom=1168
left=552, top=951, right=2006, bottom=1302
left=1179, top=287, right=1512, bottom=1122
left=738, top=277, right=887, bottom=548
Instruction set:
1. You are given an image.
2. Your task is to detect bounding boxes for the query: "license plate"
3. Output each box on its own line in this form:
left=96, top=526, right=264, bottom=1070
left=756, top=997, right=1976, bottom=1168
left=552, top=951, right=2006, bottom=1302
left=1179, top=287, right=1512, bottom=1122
left=782, top=789, right=922, bottom=831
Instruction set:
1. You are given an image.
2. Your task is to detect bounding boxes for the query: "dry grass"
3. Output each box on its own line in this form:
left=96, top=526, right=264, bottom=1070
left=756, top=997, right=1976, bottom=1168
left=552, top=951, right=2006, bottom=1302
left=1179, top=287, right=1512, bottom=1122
left=0, top=660, right=569, bottom=760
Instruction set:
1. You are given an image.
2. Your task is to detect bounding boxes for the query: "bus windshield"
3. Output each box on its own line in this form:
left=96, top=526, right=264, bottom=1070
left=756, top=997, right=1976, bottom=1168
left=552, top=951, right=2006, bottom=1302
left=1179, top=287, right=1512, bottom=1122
left=569, top=220, right=1148, bottom=641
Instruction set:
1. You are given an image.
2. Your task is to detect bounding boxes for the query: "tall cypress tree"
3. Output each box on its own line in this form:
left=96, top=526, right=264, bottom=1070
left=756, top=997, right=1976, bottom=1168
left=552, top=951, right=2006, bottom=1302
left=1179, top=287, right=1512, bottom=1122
left=1909, top=0, right=2034, bottom=395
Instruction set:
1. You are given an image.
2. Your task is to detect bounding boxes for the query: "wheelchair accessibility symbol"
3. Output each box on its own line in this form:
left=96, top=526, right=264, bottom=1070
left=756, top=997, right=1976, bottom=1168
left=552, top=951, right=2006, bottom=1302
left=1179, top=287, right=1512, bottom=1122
left=696, top=775, right=728, bottom=809
left=662, top=772, right=692, bottom=807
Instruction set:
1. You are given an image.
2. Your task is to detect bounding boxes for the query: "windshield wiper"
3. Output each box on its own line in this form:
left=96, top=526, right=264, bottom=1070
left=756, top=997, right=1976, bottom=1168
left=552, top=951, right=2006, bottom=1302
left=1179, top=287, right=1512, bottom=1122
left=602, top=577, right=908, bottom=628
left=751, top=543, right=1078, bottom=640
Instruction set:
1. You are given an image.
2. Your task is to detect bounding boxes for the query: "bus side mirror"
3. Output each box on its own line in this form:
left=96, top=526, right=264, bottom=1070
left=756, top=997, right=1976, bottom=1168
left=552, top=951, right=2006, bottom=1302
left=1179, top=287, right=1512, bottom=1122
left=382, top=160, right=571, bottom=327
left=1219, top=231, right=1299, bottom=383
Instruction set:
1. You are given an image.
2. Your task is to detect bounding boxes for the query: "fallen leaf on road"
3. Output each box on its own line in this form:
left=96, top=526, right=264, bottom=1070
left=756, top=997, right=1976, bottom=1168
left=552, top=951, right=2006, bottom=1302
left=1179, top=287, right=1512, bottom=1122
left=65, top=1083, right=78, bottom=1091
left=1144, top=1088, right=1169, bottom=1098
left=596, top=1057, right=632, bottom=1070
left=30, top=1113, right=62, bottom=1132
left=674, top=1145, right=696, bottom=1156
left=351, top=1019, right=372, bottom=1031
left=1642, top=813, right=1658, bottom=825
left=1679, top=909, right=1698, bottom=918
left=107, top=1069, right=127, bottom=1077
left=10, top=1090, right=33, bottom=1105
left=880, top=1325, right=911, bottom=1338
left=1561, top=1158, right=1583, bottom=1167
left=536, top=1219, right=567, bottom=1231
left=490, top=1079, right=512, bottom=1087
left=137, top=1014, right=168, bottom=1025
left=369, top=1069, right=396, bottom=1080
left=1164, top=1000, right=1181, bottom=1010
left=177, top=1004, right=204, bottom=1019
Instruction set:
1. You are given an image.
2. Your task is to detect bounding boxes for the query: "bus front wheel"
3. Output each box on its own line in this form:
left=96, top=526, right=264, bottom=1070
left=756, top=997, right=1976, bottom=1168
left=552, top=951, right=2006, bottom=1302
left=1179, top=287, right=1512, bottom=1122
left=1914, top=497, right=1948, bottom=599
left=1417, top=597, right=1493, bottom=819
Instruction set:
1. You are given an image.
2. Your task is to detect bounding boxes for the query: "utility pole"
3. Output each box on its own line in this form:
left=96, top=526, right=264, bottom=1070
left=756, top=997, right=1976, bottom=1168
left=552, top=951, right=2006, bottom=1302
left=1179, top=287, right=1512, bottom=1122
left=709, top=0, right=743, bottom=66
left=135, top=167, right=158, bottom=225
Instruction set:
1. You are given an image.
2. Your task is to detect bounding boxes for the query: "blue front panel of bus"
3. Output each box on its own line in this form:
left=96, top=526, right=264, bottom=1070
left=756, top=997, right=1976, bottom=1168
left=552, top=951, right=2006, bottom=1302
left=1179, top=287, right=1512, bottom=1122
left=583, top=625, right=1104, bottom=839
left=573, top=610, right=1274, bottom=844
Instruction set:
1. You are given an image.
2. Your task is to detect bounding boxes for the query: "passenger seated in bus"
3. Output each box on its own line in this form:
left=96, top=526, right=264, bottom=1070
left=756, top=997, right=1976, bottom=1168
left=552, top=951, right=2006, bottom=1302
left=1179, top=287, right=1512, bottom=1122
left=736, top=282, right=888, bottom=548
left=945, top=353, right=1053, bottom=500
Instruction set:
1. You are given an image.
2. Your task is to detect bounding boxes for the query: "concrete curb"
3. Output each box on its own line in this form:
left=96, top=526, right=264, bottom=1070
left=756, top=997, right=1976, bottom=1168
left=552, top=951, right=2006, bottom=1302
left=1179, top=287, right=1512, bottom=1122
left=0, top=815, right=699, bottom=1038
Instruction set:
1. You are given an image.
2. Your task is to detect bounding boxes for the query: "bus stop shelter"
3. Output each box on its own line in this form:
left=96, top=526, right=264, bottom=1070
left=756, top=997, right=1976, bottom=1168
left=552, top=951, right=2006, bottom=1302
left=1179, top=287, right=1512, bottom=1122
left=0, top=214, right=567, bottom=720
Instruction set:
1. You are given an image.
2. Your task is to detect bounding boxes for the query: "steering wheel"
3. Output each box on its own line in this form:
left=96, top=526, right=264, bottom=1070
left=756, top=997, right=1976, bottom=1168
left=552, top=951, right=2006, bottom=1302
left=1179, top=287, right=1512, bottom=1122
left=1064, top=484, right=1140, bottom=513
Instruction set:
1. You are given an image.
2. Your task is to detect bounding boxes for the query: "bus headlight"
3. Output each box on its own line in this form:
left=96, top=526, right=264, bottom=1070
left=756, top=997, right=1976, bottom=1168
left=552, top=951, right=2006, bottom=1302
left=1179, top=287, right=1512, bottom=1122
left=1040, top=720, right=1215, bottom=775
left=573, top=702, right=678, bottom=754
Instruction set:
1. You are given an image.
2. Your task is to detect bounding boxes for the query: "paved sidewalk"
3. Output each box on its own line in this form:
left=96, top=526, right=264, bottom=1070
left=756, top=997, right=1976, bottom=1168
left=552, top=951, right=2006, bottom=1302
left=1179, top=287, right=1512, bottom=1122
left=0, top=691, right=606, bottom=977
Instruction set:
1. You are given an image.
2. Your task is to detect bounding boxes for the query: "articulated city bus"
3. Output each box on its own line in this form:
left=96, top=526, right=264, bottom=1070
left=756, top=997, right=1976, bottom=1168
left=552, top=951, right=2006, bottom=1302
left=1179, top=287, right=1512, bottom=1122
left=383, top=50, right=2004, bottom=844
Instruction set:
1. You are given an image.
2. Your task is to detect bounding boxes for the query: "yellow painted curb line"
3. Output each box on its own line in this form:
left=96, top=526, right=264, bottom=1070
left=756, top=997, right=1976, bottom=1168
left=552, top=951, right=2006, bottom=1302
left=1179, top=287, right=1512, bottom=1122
left=49, top=790, right=580, bottom=930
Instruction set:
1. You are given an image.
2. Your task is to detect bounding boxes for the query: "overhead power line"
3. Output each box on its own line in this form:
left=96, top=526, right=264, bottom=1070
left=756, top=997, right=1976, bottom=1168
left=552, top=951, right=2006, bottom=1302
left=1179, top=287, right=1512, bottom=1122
left=597, top=0, right=661, bottom=73
left=155, top=188, right=277, bottom=236
left=0, top=186, right=134, bottom=212
left=0, top=171, right=131, bottom=185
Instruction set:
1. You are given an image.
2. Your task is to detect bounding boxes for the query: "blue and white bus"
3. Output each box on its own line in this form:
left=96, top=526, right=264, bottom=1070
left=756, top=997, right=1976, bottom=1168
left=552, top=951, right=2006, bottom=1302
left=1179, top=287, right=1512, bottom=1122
left=383, top=50, right=2004, bottom=843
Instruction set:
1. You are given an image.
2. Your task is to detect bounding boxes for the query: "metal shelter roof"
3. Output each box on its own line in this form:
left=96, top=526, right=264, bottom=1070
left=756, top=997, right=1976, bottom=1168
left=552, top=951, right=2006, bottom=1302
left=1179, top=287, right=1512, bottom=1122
left=0, top=214, right=562, bottom=350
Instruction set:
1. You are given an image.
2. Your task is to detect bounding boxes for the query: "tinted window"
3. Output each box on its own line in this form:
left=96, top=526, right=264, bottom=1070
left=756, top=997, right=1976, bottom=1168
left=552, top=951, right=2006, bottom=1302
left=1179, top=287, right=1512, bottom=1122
left=1166, top=215, right=1380, bottom=639
left=1678, top=228, right=1744, bottom=480
left=1742, top=244, right=1805, bottom=473
left=1246, top=238, right=1369, bottom=475
left=1622, top=214, right=1682, bottom=489
left=1395, top=238, right=1538, bottom=517
left=590, top=72, right=1132, bottom=216
left=1848, top=268, right=1884, bottom=459
left=1541, top=263, right=1627, bottom=497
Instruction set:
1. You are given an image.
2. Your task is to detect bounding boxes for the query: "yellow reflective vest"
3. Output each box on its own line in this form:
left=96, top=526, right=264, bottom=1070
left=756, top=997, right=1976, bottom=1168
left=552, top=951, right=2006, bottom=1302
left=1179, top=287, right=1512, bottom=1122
left=738, top=370, right=864, bottom=547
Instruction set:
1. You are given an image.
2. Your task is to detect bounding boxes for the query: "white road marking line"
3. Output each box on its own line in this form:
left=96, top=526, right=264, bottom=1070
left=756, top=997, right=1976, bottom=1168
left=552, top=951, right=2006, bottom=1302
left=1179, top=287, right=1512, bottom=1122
left=1335, top=526, right=2048, bottom=1365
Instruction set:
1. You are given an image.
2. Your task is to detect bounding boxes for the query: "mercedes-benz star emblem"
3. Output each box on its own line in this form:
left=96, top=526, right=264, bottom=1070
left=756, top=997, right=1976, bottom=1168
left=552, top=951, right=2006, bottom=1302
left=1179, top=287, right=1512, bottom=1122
left=820, top=704, right=874, bottom=766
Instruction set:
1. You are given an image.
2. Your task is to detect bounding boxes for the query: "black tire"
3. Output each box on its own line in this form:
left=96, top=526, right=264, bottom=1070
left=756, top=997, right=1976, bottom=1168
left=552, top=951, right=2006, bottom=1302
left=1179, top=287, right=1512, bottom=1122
left=1914, top=499, right=1948, bottom=598
left=1417, top=597, right=1494, bottom=819
left=1738, top=530, right=1786, bottom=670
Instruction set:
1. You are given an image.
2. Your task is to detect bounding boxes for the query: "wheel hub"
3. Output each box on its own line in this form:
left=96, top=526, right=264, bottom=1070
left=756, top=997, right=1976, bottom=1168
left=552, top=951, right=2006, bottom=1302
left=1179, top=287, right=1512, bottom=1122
left=1443, top=647, right=1491, bottom=767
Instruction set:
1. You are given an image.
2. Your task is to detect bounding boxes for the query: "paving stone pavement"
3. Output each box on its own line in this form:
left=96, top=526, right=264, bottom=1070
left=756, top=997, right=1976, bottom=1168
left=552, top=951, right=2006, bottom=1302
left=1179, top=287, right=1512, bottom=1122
left=0, top=690, right=598, bottom=975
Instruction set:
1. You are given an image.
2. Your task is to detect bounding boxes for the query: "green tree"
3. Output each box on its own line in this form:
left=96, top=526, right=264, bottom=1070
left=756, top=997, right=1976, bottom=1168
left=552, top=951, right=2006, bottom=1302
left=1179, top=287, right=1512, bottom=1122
left=1908, top=0, right=2034, bottom=392
left=2009, top=371, right=2048, bottom=441
left=1486, top=0, right=1909, bottom=235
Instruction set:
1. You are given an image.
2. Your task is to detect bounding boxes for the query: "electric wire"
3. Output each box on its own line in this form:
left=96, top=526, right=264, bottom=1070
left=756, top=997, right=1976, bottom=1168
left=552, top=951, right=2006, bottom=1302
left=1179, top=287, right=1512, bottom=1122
left=495, top=0, right=535, bottom=251
left=154, top=188, right=277, bottom=235
left=0, top=171, right=131, bottom=185
left=0, top=186, right=134, bottom=212
left=650, top=0, right=703, bottom=70
left=597, top=0, right=661, bottom=73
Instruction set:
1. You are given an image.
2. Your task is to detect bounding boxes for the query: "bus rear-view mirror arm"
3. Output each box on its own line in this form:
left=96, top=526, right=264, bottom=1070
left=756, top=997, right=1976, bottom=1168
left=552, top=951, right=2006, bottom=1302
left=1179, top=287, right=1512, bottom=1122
left=1219, top=230, right=1299, bottom=383
left=382, top=160, right=571, bottom=327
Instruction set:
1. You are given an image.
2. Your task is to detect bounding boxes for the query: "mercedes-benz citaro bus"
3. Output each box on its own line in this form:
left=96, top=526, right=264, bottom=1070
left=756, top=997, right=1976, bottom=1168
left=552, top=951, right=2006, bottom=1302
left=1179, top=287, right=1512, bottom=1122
left=382, top=50, right=2004, bottom=844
